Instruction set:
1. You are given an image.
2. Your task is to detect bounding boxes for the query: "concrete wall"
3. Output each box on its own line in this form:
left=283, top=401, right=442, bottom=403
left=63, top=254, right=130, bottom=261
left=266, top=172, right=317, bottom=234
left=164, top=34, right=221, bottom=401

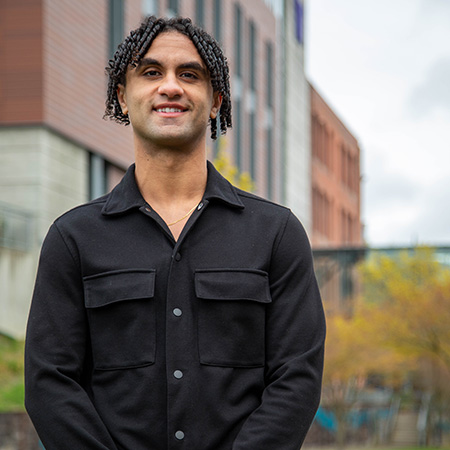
left=0, top=126, right=88, bottom=338
left=283, top=0, right=312, bottom=231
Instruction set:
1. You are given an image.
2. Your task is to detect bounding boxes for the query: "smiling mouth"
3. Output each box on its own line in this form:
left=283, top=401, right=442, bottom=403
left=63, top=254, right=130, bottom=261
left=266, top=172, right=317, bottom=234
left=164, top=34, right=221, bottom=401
left=155, top=107, right=187, bottom=113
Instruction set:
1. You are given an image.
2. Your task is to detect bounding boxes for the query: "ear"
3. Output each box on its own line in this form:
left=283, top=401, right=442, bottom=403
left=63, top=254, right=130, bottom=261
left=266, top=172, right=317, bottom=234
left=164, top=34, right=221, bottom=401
left=117, top=84, right=128, bottom=115
left=210, top=92, right=223, bottom=119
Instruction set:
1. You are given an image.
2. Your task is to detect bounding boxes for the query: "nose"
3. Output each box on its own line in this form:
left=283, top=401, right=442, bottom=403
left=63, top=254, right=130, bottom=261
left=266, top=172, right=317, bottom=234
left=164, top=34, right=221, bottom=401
left=157, top=73, right=183, bottom=98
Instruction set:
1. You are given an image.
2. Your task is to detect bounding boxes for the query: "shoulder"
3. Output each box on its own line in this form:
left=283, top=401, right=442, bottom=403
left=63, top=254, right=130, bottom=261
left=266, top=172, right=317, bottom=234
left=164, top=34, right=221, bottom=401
left=235, top=187, right=290, bottom=215
left=234, top=188, right=306, bottom=232
left=53, top=194, right=109, bottom=230
left=233, top=187, right=309, bottom=244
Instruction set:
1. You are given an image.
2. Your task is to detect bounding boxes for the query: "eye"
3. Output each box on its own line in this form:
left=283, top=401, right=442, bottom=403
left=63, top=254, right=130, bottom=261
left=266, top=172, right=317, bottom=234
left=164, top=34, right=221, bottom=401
left=143, top=69, right=161, bottom=78
left=180, top=71, right=199, bottom=80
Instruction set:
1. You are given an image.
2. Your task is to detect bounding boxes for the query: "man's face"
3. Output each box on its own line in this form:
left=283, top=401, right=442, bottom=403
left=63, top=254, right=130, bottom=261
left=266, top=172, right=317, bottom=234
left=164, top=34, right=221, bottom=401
left=117, top=31, right=221, bottom=150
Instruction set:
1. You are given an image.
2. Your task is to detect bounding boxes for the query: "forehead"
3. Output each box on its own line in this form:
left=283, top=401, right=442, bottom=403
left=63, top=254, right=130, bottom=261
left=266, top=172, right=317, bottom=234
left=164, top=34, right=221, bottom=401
left=143, top=31, right=205, bottom=66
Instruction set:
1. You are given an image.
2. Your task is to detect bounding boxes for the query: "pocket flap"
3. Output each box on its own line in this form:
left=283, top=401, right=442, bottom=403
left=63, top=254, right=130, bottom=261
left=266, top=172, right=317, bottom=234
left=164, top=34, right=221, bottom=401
left=84, top=269, right=156, bottom=308
left=195, top=269, right=271, bottom=303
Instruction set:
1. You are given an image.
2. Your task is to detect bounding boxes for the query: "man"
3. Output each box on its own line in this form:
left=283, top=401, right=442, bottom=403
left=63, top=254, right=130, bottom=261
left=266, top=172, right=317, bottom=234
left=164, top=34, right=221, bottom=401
left=25, top=16, right=325, bottom=450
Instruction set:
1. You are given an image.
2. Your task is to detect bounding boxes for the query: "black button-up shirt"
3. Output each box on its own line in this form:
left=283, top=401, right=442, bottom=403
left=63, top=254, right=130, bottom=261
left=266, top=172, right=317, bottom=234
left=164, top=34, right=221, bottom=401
left=25, top=162, right=325, bottom=450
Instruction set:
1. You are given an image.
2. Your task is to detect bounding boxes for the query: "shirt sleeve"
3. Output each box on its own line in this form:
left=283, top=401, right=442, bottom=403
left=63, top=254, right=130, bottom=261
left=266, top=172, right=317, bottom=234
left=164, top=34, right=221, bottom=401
left=232, top=211, right=326, bottom=449
left=25, top=223, right=119, bottom=450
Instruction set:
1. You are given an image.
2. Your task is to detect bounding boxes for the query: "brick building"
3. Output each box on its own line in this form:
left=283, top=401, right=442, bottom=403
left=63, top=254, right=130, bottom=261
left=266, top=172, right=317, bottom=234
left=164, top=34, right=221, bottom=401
left=310, top=83, right=363, bottom=248
left=310, top=83, right=364, bottom=314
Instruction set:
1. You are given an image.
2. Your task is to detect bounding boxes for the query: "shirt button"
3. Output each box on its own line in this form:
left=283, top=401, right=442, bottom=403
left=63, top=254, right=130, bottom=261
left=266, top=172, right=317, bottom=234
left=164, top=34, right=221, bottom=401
left=197, top=202, right=203, bottom=210
left=174, top=370, right=183, bottom=379
left=145, top=207, right=151, bottom=212
left=173, top=308, right=182, bottom=317
left=175, top=430, right=185, bottom=440
left=175, top=252, right=181, bottom=261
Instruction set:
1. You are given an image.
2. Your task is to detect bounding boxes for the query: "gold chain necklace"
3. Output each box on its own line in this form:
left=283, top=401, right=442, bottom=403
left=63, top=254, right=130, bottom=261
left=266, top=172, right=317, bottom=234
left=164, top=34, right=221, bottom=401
left=167, top=204, right=198, bottom=227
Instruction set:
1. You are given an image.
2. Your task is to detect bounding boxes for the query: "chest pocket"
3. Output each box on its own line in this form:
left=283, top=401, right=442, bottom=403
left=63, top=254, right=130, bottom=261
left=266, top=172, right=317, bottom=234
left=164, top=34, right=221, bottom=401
left=84, top=269, right=156, bottom=370
left=195, top=269, right=272, bottom=368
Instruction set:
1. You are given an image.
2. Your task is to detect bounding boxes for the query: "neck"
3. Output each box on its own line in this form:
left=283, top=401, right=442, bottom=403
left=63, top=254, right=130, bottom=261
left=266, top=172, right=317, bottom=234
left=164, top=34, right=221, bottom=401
left=134, top=144, right=208, bottom=208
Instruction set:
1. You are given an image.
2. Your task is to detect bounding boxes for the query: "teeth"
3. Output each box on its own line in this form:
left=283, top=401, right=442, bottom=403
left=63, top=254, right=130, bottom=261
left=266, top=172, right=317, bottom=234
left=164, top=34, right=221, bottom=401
left=157, top=107, right=183, bottom=113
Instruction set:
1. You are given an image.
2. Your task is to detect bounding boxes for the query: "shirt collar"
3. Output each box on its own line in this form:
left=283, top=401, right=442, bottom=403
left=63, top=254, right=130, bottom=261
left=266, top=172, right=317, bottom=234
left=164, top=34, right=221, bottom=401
left=203, top=161, right=245, bottom=209
left=102, top=161, right=244, bottom=216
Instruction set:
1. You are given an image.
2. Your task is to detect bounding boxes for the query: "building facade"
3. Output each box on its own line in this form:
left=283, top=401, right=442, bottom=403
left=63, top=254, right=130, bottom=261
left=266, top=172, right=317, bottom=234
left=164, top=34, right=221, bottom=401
left=139, top=0, right=284, bottom=201
left=309, top=83, right=363, bottom=314
left=310, top=83, right=363, bottom=248
left=0, top=0, right=363, bottom=337
left=282, top=0, right=312, bottom=229
left=0, top=0, right=284, bottom=338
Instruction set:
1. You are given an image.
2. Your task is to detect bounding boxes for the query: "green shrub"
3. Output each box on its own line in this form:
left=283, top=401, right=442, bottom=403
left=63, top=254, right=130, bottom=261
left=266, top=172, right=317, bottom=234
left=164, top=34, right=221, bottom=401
left=0, top=334, right=25, bottom=411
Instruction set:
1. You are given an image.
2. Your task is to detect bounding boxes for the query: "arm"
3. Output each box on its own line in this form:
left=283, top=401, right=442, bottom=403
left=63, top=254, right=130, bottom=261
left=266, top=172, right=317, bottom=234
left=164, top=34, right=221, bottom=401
left=25, top=223, right=119, bottom=450
left=232, top=212, right=326, bottom=449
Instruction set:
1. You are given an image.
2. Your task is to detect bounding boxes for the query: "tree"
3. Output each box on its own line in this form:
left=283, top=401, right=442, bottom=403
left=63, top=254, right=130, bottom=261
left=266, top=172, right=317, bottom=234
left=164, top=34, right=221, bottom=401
left=360, top=248, right=450, bottom=371
left=212, top=138, right=254, bottom=192
left=321, top=307, right=409, bottom=448
left=360, top=247, right=450, bottom=445
left=321, top=312, right=368, bottom=448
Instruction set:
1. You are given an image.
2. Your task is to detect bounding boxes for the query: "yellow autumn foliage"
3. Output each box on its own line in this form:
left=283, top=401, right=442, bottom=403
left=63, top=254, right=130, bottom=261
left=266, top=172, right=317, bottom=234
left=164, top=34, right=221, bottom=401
left=360, top=247, right=450, bottom=370
left=212, top=137, right=254, bottom=192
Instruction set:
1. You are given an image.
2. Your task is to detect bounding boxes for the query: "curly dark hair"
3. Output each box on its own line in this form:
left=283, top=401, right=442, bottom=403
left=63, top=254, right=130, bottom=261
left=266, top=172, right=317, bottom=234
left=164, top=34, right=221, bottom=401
left=104, top=16, right=232, bottom=140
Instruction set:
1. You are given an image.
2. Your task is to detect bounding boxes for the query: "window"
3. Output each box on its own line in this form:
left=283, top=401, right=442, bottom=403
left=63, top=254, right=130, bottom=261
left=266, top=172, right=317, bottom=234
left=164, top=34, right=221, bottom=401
left=234, top=4, right=242, bottom=78
left=196, top=0, right=205, bottom=28
left=249, top=21, right=257, bottom=180
left=266, top=42, right=273, bottom=109
left=341, top=144, right=347, bottom=186
left=349, top=152, right=360, bottom=192
left=142, top=0, right=158, bottom=16
left=168, top=0, right=178, bottom=16
left=266, top=41, right=274, bottom=199
left=234, top=4, right=243, bottom=170
left=212, top=112, right=221, bottom=158
left=235, top=101, right=242, bottom=170
left=249, top=22, right=256, bottom=91
left=340, top=145, right=359, bottom=191
left=213, top=0, right=222, bottom=42
left=266, top=126, right=273, bottom=198
left=313, top=187, right=332, bottom=239
left=212, top=0, right=222, bottom=157
left=294, top=0, right=304, bottom=44
left=109, top=0, right=124, bottom=59
left=89, top=154, right=108, bottom=200
left=312, top=116, right=333, bottom=171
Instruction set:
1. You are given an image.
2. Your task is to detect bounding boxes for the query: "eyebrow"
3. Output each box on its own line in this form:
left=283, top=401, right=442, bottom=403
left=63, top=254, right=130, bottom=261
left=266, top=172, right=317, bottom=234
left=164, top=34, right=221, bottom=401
left=137, top=58, right=208, bottom=76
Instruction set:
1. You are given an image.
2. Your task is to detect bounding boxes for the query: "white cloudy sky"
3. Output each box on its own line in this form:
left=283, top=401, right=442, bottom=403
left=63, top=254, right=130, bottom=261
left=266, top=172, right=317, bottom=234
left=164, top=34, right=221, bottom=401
left=304, top=0, right=450, bottom=247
